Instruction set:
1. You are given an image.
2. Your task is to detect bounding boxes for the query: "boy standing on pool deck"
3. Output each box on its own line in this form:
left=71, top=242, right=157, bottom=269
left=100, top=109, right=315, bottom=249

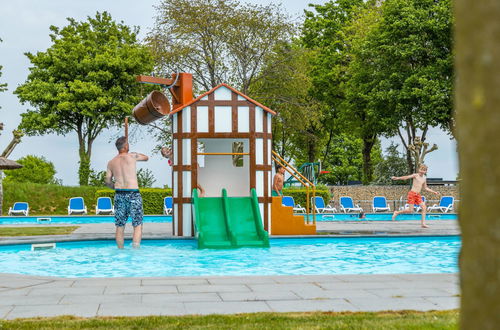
left=391, top=164, right=439, bottom=228
left=272, top=165, right=286, bottom=197
left=106, top=136, right=148, bottom=248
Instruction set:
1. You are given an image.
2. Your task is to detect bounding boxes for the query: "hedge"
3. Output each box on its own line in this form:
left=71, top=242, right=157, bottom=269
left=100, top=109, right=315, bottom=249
left=2, top=182, right=104, bottom=216
left=96, top=188, right=172, bottom=215
left=282, top=187, right=330, bottom=211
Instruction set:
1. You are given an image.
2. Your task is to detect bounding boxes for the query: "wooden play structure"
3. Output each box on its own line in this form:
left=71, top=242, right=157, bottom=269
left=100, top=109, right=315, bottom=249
left=133, top=73, right=317, bottom=241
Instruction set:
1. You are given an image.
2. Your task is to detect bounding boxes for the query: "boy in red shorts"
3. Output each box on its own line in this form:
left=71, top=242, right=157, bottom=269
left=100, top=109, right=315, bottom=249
left=391, top=164, right=439, bottom=228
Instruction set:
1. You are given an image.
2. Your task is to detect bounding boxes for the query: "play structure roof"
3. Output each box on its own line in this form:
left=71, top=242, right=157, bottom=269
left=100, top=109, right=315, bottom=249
left=170, top=83, right=276, bottom=116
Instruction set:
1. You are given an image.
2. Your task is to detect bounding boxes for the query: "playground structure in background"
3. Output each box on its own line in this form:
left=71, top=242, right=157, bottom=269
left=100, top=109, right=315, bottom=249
left=132, top=73, right=317, bottom=247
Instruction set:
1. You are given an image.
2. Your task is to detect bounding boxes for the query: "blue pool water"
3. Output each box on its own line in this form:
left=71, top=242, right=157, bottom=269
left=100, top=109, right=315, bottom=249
left=0, top=215, right=171, bottom=225
left=0, top=213, right=455, bottom=225
left=0, top=236, right=460, bottom=278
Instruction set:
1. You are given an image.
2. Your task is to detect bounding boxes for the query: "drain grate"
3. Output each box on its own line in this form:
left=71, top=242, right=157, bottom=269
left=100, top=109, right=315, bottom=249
left=31, top=243, right=56, bottom=251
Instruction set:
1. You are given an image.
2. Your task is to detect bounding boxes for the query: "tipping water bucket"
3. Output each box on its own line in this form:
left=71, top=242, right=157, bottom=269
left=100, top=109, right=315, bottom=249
left=132, top=90, right=170, bottom=125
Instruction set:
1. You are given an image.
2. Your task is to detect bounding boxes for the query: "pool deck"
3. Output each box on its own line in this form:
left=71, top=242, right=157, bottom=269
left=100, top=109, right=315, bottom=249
left=0, top=219, right=460, bottom=319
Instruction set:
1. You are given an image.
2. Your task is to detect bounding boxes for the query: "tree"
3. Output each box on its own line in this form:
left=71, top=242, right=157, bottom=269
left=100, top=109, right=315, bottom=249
left=3, top=155, right=59, bottom=185
left=455, top=0, right=500, bottom=327
left=137, top=168, right=156, bottom=188
left=357, top=0, right=453, bottom=172
left=318, top=134, right=382, bottom=185
left=148, top=0, right=295, bottom=94
left=249, top=41, right=324, bottom=163
left=14, top=12, right=155, bottom=185
left=372, top=142, right=410, bottom=185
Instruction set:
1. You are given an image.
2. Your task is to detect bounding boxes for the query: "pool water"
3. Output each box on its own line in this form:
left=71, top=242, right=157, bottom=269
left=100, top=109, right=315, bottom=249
left=0, top=236, right=460, bottom=278
left=0, top=213, right=455, bottom=225
left=0, top=215, right=171, bottom=225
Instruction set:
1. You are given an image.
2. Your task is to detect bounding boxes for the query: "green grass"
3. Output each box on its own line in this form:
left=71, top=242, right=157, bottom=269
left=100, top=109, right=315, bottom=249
left=0, top=226, right=79, bottom=236
left=0, top=310, right=459, bottom=329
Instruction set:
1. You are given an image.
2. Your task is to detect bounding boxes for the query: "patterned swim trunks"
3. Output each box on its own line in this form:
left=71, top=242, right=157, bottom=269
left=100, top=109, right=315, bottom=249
left=114, top=190, right=143, bottom=227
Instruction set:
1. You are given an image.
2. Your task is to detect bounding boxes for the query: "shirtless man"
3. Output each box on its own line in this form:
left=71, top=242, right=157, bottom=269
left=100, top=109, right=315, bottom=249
left=391, top=164, right=439, bottom=228
left=272, top=165, right=286, bottom=197
left=105, top=136, right=148, bottom=248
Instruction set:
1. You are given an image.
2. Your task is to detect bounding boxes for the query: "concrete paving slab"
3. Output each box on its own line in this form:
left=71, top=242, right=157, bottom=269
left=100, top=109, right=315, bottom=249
left=29, top=286, right=105, bottom=296
left=271, top=275, right=344, bottom=284
left=334, top=274, right=402, bottom=282
left=59, top=294, right=142, bottom=304
left=142, top=278, right=209, bottom=286
left=177, top=284, right=251, bottom=293
left=30, top=280, right=75, bottom=288
left=142, top=293, right=221, bottom=304
left=72, top=279, right=141, bottom=287
left=183, top=301, right=271, bottom=315
left=98, top=302, right=187, bottom=317
left=318, top=281, right=395, bottom=290
left=348, top=297, right=440, bottom=311
left=0, top=295, right=64, bottom=306
left=267, top=299, right=359, bottom=312
left=206, top=276, right=278, bottom=284
left=424, top=296, right=460, bottom=309
left=248, top=283, right=323, bottom=292
left=0, top=288, right=32, bottom=296
left=367, top=287, right=453, bottom=298
left=0, top=306, right=13, bottom=319
left=6, top=303, right=99, bottom=319
left=0, top=279, right=52, bottom=288
left=104, top=285, right=178, bottom=295
left=294, top=289, right=379, bottom=300
left=219, top=291, right=300, bottom=302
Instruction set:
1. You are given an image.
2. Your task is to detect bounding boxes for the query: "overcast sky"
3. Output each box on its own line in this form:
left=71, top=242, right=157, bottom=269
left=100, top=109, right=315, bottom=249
left=0, top=0, right=458, bottom=187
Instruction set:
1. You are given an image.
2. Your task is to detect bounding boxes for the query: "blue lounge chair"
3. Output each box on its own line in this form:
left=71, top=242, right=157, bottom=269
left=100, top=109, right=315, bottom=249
left=372, top=196, right=390, bottom=212
left=339, top=196, right=363, bottom=213
left=164, top=197, right=173, bottom=215
left=68, top=197, right=87, bottom=215
left=311, top=196, right=337, bottom=213
left=428, top=196, right=454, bottom=213
left=95, top=197, right=114, bottom=215
left=282, top=196, right=306, bottom=213
left=8, top=202, right=29, bottom=216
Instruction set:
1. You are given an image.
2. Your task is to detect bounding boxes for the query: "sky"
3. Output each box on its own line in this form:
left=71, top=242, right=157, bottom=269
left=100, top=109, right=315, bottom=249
left=0, top=0, right=458, bottom=187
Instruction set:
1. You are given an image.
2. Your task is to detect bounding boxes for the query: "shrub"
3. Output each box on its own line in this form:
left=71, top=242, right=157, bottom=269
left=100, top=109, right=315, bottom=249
left=4, top=155, right=59, bottom=184
left=96, top=188, right=172, bottom=214
left=282, top=187, right=330, bottom=211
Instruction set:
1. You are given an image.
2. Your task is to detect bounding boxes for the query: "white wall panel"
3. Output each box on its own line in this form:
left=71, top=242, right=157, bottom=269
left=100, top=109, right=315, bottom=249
left=172, top=114, right=177, bottom=133
left=183, top=171, right=191, bottom=197
left=173, top=140, right=178, bottom=165
left=255, top=107, right=263, bottom=132
left=214, top=86, right=232, bottom=100
left=182, top=107, right=190, bottom=133
left=256, top=171, right=264, bottom=196
left=183, top=204, right=192, bottom=236
left=215, top=106, right=232, bottom=132
left=256, top=138, right=263, bottom=164
left=182, top=139, right=191, bottom=165
left=237, top=95, right=246, bottom=101
left=197, top=106, right=209, bottom=132
left=238, top=106, right=249, bottom=132
left=267, top=113, right=272, bottom=133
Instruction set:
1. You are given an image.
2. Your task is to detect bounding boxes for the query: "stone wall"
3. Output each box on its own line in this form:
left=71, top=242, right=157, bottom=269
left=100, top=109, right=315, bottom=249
left=327, top=185, right=460, bottom=212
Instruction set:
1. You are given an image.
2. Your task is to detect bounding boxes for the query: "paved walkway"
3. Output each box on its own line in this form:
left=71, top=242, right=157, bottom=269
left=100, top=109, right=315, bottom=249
left=0, top=219, right=460, bottom=318
left=0, top=273, right=459, bottom=319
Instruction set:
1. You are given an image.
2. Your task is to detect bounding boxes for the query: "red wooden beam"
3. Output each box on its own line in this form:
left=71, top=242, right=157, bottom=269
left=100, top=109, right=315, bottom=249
left=136, top=75, right=178, bottom=86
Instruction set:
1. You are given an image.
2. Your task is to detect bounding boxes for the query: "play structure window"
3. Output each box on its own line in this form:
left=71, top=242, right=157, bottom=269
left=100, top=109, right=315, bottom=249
left=232, top=142, right=244, bottom=167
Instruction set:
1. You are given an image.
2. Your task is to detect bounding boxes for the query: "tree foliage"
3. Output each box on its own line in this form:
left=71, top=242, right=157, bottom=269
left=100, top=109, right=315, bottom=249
left=372, top=143, right=410, bottom=185
left=14, top=12, right=155, bottom=185
left=4, top=155, right=59, bottom=185
left=148, top=0, right=295, bottom=94
left=137, top=168, right=156, bottom=188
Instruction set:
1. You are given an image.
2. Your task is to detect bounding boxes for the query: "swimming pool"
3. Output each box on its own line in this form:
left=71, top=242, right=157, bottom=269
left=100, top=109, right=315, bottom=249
left=305, top=213, right=457, bottom=221
left=0, top=215, right=172, bottom=225
left=0, top=236, right=459, bottom=277
left=0, top=213, right=455, bottom=225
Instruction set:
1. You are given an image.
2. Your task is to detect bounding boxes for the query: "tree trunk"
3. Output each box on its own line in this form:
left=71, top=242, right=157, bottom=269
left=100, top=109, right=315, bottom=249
left=455, top=0, right=500, bottom=328
left=361, top=137, right=375, bottom=184
left=77, top=130, right=90, bottom=186
left=0, top=171, right=3, bottom=216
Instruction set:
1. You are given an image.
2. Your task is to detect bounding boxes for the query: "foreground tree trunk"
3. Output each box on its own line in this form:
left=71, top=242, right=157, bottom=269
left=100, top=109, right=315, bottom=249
left=455, top=0, right=500, bottom=328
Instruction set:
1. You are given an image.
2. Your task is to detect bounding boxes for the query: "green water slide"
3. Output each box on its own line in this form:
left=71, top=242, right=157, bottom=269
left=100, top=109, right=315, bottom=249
left=192, top=188, right=269, bottom=249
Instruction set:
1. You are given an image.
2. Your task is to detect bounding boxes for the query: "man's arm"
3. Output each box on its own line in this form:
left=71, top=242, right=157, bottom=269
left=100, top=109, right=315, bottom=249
left=105, top=165, right=114, bottom=189
left=391, top=173, right=417, bottom=181
left=131, top=152, right=149, bottom=161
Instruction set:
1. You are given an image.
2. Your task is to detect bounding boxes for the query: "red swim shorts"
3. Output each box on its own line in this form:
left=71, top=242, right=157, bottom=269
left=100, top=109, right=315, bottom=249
left=407, top=191, right=423, bottom=205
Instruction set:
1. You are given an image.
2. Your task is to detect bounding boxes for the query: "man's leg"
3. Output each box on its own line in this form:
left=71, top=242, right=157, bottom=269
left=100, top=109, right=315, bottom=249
left=420, top=203, right=429, bottom=228
left=115, top=226, right=125, bottom=249
left=132, top=224, right=143, bottom=248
